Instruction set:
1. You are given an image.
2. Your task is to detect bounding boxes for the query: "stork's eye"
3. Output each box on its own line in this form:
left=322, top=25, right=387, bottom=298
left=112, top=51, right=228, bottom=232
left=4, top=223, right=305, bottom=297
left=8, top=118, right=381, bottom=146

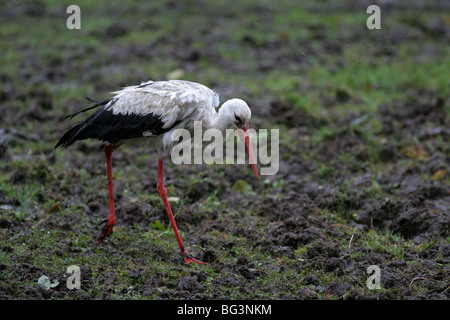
left=235, top=115, right=242, bottom=123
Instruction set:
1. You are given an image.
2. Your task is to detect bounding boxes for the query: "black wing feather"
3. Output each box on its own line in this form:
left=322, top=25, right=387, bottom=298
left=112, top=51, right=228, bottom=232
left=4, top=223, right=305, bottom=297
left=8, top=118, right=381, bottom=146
left=63, top=97, right=115, bottom=120
left=55, top=101, right=181, bottom=149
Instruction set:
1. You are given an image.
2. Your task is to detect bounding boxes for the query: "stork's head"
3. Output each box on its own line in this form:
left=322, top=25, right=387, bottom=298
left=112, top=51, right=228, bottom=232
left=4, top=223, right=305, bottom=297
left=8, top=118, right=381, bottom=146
left=220, top=98, right=258, bottom=180
left=221, top=98, right=252, bottom=130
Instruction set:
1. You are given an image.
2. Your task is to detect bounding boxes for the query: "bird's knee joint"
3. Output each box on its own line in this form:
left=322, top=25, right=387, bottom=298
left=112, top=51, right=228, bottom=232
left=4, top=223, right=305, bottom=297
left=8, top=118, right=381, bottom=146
left=157, top=184, right=167, bottom=196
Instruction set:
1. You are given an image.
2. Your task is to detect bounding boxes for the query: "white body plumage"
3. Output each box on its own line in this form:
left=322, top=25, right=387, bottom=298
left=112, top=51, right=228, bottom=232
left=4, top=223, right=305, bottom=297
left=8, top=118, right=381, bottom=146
left=56, top=80, right=252, bottom=158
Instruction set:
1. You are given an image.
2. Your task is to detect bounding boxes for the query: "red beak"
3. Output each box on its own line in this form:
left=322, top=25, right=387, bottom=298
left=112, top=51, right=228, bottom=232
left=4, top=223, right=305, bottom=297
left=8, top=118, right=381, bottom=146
left=237, top=126, right=259, bottom=180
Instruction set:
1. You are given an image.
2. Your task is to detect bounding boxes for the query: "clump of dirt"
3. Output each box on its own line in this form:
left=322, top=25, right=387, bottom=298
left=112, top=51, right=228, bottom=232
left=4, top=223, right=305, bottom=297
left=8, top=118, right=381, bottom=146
left=270, top=99, right=327, bottom=130
left=318, top=128, right=368, bottom=162
left=359, top=196, right=449, bottom=240
left=378, top=90, right=448, bottom=139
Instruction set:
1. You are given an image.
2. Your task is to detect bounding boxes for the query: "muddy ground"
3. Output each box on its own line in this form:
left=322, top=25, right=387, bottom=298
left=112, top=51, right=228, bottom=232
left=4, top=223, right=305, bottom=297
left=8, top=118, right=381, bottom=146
left=0, top=1, right=449, bottom=301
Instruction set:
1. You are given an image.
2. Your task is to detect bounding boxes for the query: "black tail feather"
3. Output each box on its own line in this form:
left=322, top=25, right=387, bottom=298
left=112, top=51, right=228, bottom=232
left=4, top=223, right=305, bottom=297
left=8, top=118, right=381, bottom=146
left=55, top=122, right=84, bottom=149
left=55, top=96, right=181, bottom=150
left=82, top=95, right=105, bottom=104
left=63, top=97, right=113, bottom=120
left=56, top=97, right=119, bottom=149
left=56, top=96, right=111, bottom=149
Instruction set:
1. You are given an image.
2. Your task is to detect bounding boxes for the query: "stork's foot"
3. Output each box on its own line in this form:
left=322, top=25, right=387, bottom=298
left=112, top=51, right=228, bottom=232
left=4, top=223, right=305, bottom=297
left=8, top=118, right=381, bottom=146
left=97, top=217, right=115, bottom=244
left=185, top=255, right=208, bottom=264
left=182, top=250, right=208, bottom=264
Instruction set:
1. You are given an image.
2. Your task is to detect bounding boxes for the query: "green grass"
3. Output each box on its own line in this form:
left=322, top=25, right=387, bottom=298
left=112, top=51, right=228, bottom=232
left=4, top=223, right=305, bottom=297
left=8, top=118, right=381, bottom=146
left=0, top=0, right=448, bottom=300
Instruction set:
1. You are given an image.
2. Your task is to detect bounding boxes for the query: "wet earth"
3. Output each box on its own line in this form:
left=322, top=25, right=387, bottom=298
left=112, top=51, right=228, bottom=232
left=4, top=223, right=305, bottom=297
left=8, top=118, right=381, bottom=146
left=0, top=1, right=449, bottom=300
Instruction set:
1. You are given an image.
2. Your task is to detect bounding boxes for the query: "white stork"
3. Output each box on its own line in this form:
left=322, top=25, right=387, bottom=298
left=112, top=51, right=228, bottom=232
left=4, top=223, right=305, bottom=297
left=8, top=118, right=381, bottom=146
left=55, top=80, right=258, bottom=264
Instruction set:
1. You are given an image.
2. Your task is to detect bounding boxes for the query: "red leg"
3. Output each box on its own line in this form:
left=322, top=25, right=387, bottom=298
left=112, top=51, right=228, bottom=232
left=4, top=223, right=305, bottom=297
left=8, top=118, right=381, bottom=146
left=98, top=144, right=119, bottom=244
left=156, top=158, right=206, bottom=264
